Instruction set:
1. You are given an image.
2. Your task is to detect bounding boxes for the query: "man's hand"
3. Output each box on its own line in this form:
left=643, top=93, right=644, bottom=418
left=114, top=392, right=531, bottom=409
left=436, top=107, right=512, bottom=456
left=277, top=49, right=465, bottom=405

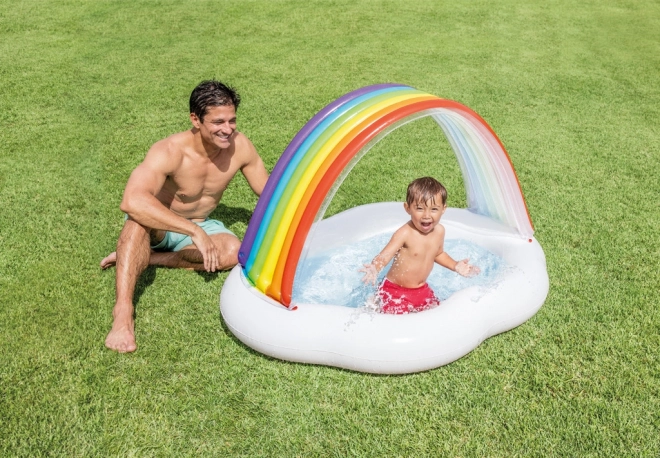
left=191, top=227, right=219, bottom=272
left=455, top=259, right=480, bottom=277
left=359, top=263, right=379, bottom=285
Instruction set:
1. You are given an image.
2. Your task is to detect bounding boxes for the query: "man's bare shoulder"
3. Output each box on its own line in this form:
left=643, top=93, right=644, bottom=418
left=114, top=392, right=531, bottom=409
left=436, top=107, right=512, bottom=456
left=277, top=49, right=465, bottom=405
left=232, top=131, right=258, bottom=156
left=143, top=131, right=194, bottom=165
left=232, top=130, right=250, bottom=145
left=149, top=130, right=194, bottom=156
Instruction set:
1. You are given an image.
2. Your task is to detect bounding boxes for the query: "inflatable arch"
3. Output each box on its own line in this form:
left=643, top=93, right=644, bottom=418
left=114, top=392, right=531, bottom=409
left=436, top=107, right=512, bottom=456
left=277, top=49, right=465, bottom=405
left=221, top=84, right=549, bottom=374
left=239, top=83, right=533, bottom=306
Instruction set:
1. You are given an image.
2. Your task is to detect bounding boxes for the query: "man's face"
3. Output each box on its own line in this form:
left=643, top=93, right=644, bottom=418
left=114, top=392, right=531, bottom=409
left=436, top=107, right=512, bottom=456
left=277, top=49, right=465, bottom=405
left=190, top=105, right=237, bottom=149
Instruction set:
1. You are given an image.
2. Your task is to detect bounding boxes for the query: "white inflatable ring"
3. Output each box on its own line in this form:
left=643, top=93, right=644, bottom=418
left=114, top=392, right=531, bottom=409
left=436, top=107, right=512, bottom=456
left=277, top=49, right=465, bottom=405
left=221, top=85, right=549, bottom=373
left=221, top=202, right=549, bottom=374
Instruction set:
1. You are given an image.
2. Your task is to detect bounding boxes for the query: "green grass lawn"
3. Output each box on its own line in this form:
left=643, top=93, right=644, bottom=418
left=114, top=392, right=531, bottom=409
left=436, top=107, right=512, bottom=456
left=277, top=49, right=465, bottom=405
left=1, top=0, right=659, bottom=455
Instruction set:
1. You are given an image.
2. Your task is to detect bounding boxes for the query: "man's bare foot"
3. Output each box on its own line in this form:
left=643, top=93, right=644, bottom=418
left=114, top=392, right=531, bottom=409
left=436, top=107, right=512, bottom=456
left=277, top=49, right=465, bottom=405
left=100, top=252, right=117, bottom=269
left=105, top=321, right=137, bottom=353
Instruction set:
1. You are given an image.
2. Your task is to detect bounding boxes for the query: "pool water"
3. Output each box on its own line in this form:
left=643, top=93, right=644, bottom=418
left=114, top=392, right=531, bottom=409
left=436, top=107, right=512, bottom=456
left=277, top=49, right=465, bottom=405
left=292, top=233, right=507, bottom=308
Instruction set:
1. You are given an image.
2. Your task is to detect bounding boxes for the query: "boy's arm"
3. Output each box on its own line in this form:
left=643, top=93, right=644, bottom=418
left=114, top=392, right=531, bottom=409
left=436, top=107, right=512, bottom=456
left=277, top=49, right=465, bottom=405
left=435, top=251, right=458, bottom=271
left=435, top=251, right=481, bottom=277
left=359, top=226, right=407, bottom=284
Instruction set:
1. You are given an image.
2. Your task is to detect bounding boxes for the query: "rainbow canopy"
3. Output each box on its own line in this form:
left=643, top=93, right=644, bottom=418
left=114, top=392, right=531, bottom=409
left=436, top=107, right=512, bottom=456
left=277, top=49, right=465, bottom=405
left=238, top=84, right=533, bottom=307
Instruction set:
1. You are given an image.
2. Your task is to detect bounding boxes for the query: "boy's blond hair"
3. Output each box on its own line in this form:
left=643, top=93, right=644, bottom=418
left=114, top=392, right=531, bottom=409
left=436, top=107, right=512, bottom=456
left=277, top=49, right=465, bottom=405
left=406, top=177, right=447, bottom=206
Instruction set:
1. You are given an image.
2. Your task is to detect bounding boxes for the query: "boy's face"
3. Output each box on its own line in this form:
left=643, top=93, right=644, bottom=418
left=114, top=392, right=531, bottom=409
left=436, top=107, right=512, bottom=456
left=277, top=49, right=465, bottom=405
left=404, top=194, right=446, bottom=234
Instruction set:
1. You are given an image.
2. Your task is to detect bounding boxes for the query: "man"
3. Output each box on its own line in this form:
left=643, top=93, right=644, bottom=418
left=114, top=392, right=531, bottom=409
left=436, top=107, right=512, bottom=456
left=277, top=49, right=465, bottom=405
left=101, top=80, right=269, bottom=353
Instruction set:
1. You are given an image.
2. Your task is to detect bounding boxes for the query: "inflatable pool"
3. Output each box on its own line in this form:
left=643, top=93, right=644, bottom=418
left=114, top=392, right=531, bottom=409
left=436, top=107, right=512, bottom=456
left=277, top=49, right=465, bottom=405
left=220, top=84, right=549, bottom=374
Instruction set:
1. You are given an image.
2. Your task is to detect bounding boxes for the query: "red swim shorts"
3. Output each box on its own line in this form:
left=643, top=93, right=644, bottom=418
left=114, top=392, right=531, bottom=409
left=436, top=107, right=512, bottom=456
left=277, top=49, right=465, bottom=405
left=377, top=278, right=440, bottom=314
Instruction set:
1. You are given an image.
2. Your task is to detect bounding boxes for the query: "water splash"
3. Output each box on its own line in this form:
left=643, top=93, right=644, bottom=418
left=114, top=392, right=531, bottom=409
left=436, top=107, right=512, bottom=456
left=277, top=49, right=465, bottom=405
left=292, top=233, right=507, bottom=307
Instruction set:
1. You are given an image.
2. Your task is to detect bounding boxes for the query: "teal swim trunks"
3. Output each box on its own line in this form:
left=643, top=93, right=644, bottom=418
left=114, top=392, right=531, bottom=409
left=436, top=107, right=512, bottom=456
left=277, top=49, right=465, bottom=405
left=150, top=218, right=236, bottom=252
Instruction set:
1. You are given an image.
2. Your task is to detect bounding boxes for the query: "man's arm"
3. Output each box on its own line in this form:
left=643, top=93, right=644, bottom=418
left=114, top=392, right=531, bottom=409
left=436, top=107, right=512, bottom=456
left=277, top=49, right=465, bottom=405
left=237, top=134, right=269, bottom=196
left=121, top=142, right=192, bottom=233
left=120, top=142, right=220, bottom=271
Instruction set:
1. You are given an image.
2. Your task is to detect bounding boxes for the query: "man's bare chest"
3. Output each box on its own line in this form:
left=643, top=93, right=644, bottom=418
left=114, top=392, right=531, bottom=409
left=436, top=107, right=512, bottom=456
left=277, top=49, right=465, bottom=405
left=167, top=159, right=239, bottom=202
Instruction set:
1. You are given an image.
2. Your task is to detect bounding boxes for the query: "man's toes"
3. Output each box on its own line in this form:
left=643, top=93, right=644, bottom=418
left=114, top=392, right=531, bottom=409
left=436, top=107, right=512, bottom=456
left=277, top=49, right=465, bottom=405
left=119, top=341, right=137, bottom=353
left=100, top=253, right=117, bottom=269
left=105, top=333, right=136, bottom=353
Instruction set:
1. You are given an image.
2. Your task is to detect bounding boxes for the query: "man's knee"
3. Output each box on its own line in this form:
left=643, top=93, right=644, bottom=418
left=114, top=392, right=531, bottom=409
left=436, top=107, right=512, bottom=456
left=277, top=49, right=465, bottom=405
left=115, top=219, right=152, bottom=271
left=223, top=236, right=240, bottom=267
left=118, top=218, right=151, bottom=246
left=211, top=233, right=240, bottom=268
left=122, top=218, right=150, bottom=235
left=121, top=219, right=166, bottom=245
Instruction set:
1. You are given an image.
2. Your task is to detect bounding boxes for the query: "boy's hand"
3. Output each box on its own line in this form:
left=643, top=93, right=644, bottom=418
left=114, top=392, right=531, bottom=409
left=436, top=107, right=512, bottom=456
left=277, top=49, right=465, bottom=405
left=455, top=259, right=480, bottom=277
left=359, top=263, right=379, bottom=285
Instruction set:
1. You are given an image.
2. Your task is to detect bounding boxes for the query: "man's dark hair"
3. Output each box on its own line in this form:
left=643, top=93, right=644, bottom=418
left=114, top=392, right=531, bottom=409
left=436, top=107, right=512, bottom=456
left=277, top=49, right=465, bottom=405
left=189, top=80, right=241, bottom=122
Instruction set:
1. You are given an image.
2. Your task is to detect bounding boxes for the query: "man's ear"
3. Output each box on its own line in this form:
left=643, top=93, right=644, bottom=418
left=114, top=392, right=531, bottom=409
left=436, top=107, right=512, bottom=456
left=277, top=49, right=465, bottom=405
left=403, top=202, right=411, bottom=215
left=190, top=113, right=201, bottom=129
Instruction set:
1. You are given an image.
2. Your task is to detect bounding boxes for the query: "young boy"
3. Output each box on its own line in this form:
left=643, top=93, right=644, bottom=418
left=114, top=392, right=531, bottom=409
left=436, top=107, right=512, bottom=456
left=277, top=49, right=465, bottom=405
left=360, top=177, right=480, bottom=314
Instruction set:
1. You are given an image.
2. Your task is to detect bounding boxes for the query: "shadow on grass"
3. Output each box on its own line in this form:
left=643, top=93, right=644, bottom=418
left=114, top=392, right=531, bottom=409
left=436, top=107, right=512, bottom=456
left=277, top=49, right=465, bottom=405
left=132, top=266, right=223, bottom=308
left=208, top=203, right=254, bottom=229
left=196, top=270, right=221, bottom=282
left=133, top=265, right=157, bottom=307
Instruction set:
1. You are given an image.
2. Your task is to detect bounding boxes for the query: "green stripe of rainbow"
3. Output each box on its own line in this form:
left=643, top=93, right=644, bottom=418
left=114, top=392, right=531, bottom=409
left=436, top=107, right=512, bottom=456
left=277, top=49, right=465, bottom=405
left=239, top=85, right=533, bottom=307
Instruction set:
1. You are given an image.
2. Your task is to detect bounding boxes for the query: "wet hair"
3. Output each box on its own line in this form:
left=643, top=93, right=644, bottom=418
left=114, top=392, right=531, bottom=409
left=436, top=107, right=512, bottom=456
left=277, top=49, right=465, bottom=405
left=406, top=177, right=447, bottom=206
left=189, top=80, right=241, bottom=122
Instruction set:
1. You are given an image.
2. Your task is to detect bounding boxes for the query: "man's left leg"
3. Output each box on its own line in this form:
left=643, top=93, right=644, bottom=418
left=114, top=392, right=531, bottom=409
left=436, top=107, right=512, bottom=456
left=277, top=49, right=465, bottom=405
left=149, top=233, right=240, bottom=271
left=101, top=233, right=241, bottom=272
